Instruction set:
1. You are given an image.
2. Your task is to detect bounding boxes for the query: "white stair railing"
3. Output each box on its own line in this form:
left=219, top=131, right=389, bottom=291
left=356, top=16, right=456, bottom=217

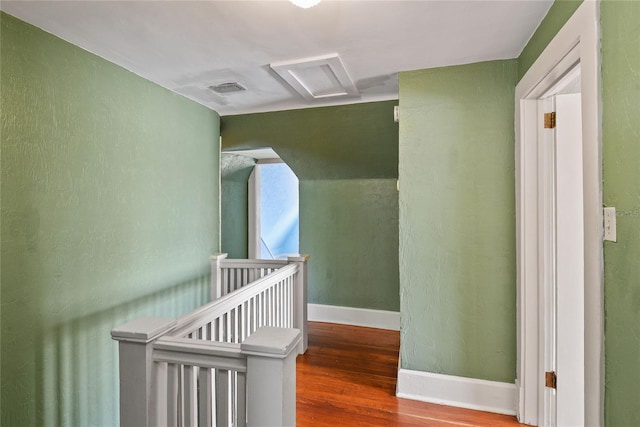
left=210, top=254, right=308, bottom=351
left=111, top=255, right=309, bottom=427
left=210, top=254, right=289, bottom=298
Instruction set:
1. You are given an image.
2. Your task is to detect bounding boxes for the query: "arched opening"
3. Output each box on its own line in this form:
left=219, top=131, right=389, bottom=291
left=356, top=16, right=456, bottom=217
left=220, top=147, right=299, bottom=260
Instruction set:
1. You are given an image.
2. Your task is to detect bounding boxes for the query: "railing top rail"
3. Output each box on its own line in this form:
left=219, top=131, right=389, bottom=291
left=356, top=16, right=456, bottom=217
left=220, top=259, right=289, bottom=269
left=154, top=336, right=244, bottom=358
left=169, top=263, right=299, bottom=338
left=153, top=336, right=247, bottom=371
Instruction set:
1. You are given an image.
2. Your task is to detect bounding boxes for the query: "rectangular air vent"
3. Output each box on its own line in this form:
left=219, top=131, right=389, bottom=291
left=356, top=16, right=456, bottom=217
left=209, top=82, right=246, bottom=94
left=270, top=54, right=359, bottom=101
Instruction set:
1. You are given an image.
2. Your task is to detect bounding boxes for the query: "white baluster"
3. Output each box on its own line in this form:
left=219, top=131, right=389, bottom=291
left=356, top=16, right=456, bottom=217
left=177, top=366, right=184, bottom=426
left=236, top=371, right=247, bottom=427
left=216, top=369, right=230, bottom=427
left=278, top=279, right=286, bottom=328
left=274, top=286, right=278, bottom=326
left=167, top=363, right=179, bottom=427
left=222, top=267, right=229, bottom=296
left=198, top=366, right=213, bottom=427
left=183, top=366, right=197, bottom=427
left=288, top=278, right=291, bottom=324
left=234, top=307, right=240, bottom=343
left=251, top=297, right=257, bottom=334
left=258, top=292, right=264, bottom=328
left=270, top=287, right=275, bottom=326
left=242, top=301, right=249, bottom=341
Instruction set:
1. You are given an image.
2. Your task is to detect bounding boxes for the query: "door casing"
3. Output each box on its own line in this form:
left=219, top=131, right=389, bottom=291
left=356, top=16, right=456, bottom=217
left=514, top=1, right=602, bottom=425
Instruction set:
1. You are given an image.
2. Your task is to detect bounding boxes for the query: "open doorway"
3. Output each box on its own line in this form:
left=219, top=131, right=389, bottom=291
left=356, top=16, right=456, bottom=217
left=250, top=160, right=299, bottom=260
left=222, top=147, right=299, bottom=260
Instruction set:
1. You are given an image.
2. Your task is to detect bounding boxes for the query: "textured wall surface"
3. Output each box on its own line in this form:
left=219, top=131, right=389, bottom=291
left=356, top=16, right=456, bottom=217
left=399, top=60, right=517, bottom=382
left=517, top=0, right=582, bottom=80
left=301, top=179, right=399, bottom=311
left=1, top=13, right=220, bottom=426
left=221, top=154, right=255, bottom=259
left=221, top=102, right=400, bottom=311
left=221, top=101, right=398, bottom=180
left=601, top=1, right=640, bottom=425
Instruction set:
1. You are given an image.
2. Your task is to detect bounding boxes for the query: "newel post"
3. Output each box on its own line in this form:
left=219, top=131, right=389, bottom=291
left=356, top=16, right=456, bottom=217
left=241, top=327, right=302, bottom=427
left=210, top=253, right=228, bottom=300
left=288, top=254, right=309, bottom=354
left=111, top=317, right=176, bottom=427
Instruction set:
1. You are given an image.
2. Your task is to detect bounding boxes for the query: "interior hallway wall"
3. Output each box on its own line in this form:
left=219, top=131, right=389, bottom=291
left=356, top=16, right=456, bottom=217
left=221, top=101, right=400, bottom=312
left=1, top=13, right=220, bottom=426
left=601, top=1, right=640, bottom=425
left=398, top=60, right=518, bottom=382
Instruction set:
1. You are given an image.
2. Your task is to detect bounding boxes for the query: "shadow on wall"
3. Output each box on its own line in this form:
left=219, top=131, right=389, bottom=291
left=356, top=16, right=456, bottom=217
left=221, top=153, right=256, bottom=259
left=33, top=274, right=210, bottom=427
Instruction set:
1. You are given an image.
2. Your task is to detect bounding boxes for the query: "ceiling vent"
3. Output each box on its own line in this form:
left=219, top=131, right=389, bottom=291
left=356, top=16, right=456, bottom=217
left=270, top=54, right=359, bottom=101
left=209, top=82, right=246, bottom=94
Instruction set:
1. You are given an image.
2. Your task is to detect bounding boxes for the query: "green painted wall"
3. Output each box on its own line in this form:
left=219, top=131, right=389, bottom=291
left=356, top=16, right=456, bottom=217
left=221, top=154, right=255, bottom=259
left=221, top=102, right=400, bottom=311
left=601, top=1, right=640, bottom=425
left=398, top=60, right=517, bottom=382
left=301, top=179, right=399, bottom=310
left=518, top=1, right=640, bottom=424
left=1, top=13, right=220, bottom=426
left=517, top=0, right=582, bottom=80
left=221, top=101, right=398, bottom=180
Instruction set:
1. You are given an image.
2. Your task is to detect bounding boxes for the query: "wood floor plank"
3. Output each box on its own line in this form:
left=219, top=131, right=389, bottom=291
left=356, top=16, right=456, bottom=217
left=296, top=322, right=527, bottom=426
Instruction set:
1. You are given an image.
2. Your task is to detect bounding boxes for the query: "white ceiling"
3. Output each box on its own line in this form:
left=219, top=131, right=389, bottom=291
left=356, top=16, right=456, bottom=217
left=1, top=0, right=552, bottom=116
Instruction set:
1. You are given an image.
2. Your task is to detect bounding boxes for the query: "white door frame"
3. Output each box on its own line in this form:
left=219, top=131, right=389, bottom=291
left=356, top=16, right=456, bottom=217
left=248, top=158, right=286, bottom=259
left=248, top=164, right=261, bottom=259
left=515, top=1, right=602, bottom=426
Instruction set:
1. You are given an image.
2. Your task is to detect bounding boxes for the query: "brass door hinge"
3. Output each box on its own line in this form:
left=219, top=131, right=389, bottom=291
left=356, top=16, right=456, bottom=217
left=545, top=371, right=557, bottom=389
left=544, top=112, right=556, bottom=129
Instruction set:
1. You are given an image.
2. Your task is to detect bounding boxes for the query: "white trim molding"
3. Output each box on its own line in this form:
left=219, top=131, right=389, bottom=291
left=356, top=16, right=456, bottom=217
left=515, top=1, right=602, bottom=425
left=307, top=304, right=400, bottom=331
left=247, top=165, right=260, bottom=259
left=397, top=369, right=517, bottom=416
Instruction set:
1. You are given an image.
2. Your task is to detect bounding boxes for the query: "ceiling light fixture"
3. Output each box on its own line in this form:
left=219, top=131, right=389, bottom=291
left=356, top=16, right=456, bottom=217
left=290, top=0, right=321, bottom=9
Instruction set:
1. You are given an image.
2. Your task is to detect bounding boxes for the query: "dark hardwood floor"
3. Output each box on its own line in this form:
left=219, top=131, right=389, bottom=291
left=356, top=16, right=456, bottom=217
left=296, top=322, right=527, bottom=426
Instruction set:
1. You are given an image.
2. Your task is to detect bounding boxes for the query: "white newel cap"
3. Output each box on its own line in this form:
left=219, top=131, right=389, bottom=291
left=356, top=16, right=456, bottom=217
left=241, top=327, right=301, bottom=358
left=210, top=253, right=228, bottom=261
left=111, top=317, right=177, bottom=343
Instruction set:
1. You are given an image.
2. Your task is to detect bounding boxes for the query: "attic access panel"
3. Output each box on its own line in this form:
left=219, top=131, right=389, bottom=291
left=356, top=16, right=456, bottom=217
left=270, top=54, right=360, bottom=101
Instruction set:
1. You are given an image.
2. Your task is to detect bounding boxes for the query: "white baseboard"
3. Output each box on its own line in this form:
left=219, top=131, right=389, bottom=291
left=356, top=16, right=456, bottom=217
left=396, top=369, right=517, bottom=416
left=307, top=304, right=400, bottom=331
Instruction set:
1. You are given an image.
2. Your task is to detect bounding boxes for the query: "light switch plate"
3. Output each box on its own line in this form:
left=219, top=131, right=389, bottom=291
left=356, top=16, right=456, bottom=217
left=604, top=207, right=617, bottom=242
